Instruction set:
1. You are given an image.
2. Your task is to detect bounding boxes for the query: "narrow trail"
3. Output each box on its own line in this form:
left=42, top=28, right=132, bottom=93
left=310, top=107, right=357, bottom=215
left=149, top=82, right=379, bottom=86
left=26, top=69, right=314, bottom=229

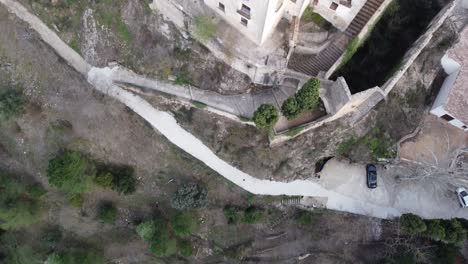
left=0, top=0, right=425, bottom=219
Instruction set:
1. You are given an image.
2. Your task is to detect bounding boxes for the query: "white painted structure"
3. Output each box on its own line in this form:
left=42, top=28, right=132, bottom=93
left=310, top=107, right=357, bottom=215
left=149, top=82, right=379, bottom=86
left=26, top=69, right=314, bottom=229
left=204, top=0, right=311, bottom=44
left=312, top=0, right=367, bottom=31
left=205, top=0, right=369, bottom=45
left=430, top=27, right=468, bottom=131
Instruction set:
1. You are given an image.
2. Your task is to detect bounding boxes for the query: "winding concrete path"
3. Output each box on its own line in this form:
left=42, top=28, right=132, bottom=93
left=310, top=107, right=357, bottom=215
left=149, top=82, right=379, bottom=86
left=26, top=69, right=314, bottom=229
left=3, top=0, right=467, bottom=220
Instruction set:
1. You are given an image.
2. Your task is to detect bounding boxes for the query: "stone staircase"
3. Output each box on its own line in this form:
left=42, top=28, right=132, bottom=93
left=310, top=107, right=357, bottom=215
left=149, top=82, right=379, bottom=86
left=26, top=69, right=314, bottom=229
left=287, top=0, right=386, bottom=77
left=344, top=0, right=385, bottom=37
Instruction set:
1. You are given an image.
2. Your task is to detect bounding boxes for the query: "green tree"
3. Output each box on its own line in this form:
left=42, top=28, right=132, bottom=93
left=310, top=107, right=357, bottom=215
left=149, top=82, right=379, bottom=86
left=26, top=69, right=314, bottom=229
left=400, top=213, right=426, bottom=235
left=0, top=89, right=24, bottom=121
left=243, top=207, right=263, bottom=224
left=281, top=97, right=301, bottom=120
left=47, top=151, right=92, bottom=195
left=97, top=202, right=117, bottom=224
left=425, top=220, right=445, bottom=241
left=179, top=240, right=193, bottom=257
left=443, top=219, right=466, bottom=244
left=296, top=79, right=321, bottom=111
left=171, top=211, right=199, bottom=238
left=252, top=104, right=279, bottom=129
left=171, top=183, right=208, bottom=210
left=136, top=220, right=157, bottom=242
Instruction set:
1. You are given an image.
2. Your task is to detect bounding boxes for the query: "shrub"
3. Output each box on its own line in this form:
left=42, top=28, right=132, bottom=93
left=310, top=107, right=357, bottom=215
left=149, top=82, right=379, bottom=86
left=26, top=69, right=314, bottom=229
left=432, top=242, right=460, bottom=264
left=171, top=183, right=208, bottom=210
left=1, top=234, right=42, bottom=264
left=400, top=213, right=426, bottom=235
left=137, top=218, right=177, bottom=257
left=179, top=240, right=193, bottom=257
left=443, top=219, right=466, bottom=244
left=337, top=137, right=358, bottom=157
left=97, top=202, right=118, bottom=224
left=46, top=250, right=106, bottom=264
left=111, top=167, right=136, bottom=195
left=68, top=193, right=84, bottom=208
left=171, top=211, right=199, bottom=238
left=94, top=172, right=114, bottom=189
left=194, top=16, right=217, bottom=42
left=175, top=71, right=192, bottom=85
left=243, top=207, right=263, bottom=224
left=296, top=79, right=320, bottom=111
left=223, top=206, right=241, bottom=225
left=0, top=173, right=44, bottom=230
left=41, top=226, right=63, bottom=250
left=47, top=151, right=92, bottom=195
left=0, top=89, right=24, bottom=121
left=136, top=220, right=157, bottom=242
left=27, top=184, right=47, bottom=199
left=295, top=210, right=315, bottom=226
left=95, top=164, right=136, bottom=195
left=281, top=97, right=300, bottom=120
left=151, top=237, right=177, bottom=257
left=252, top=104, right=279, bottom=129
left=425, top=220, right=445, bottom=241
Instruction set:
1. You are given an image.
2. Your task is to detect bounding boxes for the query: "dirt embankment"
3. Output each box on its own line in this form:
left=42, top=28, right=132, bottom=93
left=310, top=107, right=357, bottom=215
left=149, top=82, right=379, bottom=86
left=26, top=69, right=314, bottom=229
left=18, top=0, right=251, bottom=95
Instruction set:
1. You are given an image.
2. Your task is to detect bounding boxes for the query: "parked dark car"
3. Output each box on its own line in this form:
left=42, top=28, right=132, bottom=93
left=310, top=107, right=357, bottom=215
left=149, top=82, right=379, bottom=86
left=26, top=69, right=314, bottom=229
left=366, top=164, right=377, bottom=188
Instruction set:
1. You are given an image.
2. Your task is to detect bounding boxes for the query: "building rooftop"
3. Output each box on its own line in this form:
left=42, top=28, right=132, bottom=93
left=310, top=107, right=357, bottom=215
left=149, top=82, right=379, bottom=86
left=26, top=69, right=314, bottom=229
left=445, top=27, right=468, bottom=125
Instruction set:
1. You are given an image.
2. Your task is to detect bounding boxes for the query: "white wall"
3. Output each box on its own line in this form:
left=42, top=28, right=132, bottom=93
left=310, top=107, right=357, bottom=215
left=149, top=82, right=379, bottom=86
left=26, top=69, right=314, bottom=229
left=441, top=54, right=461, bottom=74
left=432, top=69, right=460, bottom=110
left=430, top=106, right=468, bottom=131
left=204, top=0, right=310, bottom=45
left=204, top=0, right=270, bottom=44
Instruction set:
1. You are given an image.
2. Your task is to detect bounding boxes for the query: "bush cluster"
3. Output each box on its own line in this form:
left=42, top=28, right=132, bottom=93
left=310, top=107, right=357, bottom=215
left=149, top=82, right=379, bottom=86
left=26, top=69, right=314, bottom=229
left=94, top=164, right=136, bottom=194
left=171, top=183, right=208, bottom=210
left=281, top=79, right=321, bottom=120
left=400, top=213, right=466, bottom=244
left=46, top=151, right=137, bottom=205
left=136, top=212, right=198, bottom=257
left=223, top=205, right=265, bottom=225
left=0, top=173, right=46, bottom=230
left=0, top=89, right=24, bottom=121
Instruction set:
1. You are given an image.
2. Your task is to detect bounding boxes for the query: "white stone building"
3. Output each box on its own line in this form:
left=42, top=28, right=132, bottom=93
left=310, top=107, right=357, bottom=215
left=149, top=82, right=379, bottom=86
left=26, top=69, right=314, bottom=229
left=204, top=0, right=310, bottom=45
left=430, top=27, right=468, bottom=131
left=204, top=0, right=369, bottom=45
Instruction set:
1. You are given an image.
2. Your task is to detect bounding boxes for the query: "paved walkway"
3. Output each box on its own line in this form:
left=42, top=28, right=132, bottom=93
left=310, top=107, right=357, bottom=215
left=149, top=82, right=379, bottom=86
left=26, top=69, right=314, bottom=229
left=4, top=0, right=468, bottom=220
left=114, top=68, right=317, bottom=118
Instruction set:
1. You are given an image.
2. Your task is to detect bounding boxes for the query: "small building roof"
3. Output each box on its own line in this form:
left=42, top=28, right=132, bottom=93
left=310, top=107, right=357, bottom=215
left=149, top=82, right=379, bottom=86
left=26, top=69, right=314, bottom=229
left=445, top=27, right=468, bottom=125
